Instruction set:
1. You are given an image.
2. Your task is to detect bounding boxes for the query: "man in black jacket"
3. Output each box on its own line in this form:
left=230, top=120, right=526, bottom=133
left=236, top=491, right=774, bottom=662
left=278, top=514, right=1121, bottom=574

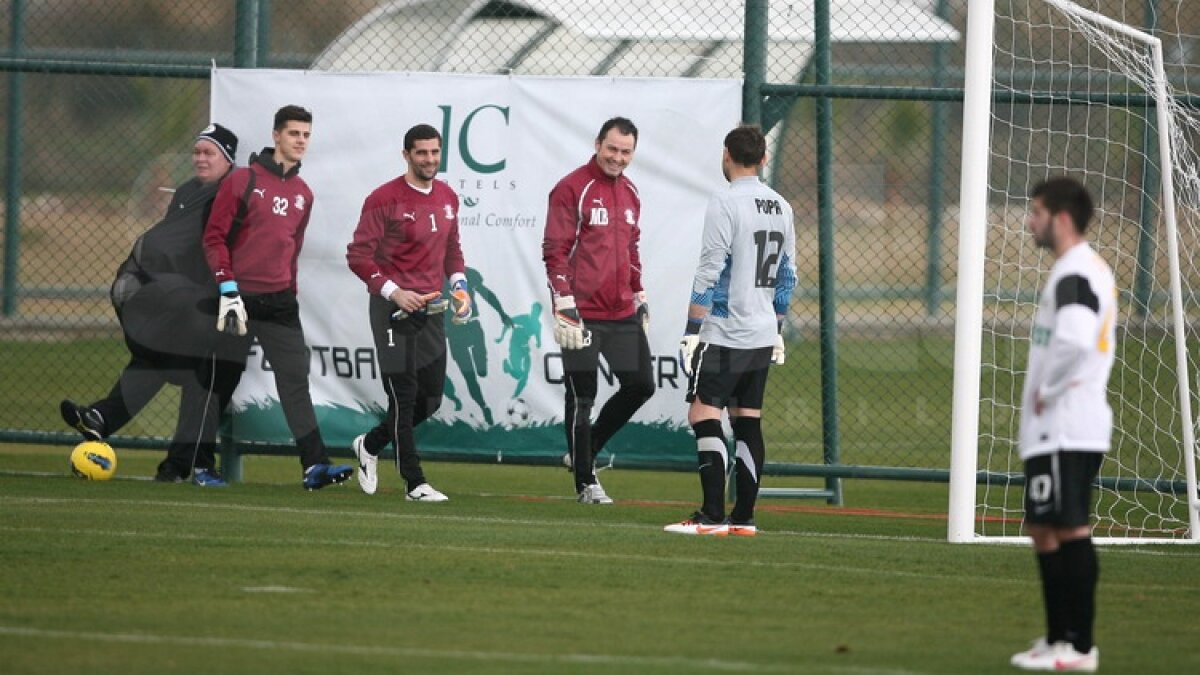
left=60, top=123, right=242, bottom=486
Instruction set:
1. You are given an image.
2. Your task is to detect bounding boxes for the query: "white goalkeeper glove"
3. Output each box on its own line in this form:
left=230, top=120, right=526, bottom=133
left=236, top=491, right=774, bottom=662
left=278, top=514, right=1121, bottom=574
left=553, top=295, right=591, bottom=350
left=771, top=333, right=785, bottom=365
left=217, top=292, right=247, bottom=336
left=450, top=279, right=472, bottom=325
left=771, top=318, right=786, bottom=365
left=679, top=318, right=703, bottom=377
left=634, top=291, right=649, bottom=333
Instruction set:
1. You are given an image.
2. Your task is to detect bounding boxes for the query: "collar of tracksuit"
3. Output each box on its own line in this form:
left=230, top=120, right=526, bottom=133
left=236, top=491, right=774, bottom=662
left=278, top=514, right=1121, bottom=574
left=250, top=147, right=302, bottom=179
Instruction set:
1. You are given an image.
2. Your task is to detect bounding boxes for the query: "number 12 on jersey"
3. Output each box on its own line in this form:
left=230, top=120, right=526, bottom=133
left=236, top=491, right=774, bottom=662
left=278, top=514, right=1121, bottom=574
left=753, top=230, right=784, bottom=287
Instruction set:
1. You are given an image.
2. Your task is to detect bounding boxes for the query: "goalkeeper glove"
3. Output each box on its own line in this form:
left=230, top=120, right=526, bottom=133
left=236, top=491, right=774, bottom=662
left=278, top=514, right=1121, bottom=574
left=450, top=279, right=472, bottom=325
left=391, top=298, right=448, bottom=320
left=553, top=295, right=591, bottom=350
left=679, top=318, right=703, bottom=377
left=217, top=291, right=247, bottom=337
left=771, top=334, right=785, bottom=365
left=634, top=291, right=649, bottom=333
left=389, top=289, right=445, bottom=320
left=771, top=319, right=785, bottom=365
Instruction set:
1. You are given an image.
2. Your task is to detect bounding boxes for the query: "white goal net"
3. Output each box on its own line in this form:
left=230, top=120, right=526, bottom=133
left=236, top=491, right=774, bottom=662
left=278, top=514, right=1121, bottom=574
left=950, top=0, right=1200, bottom=543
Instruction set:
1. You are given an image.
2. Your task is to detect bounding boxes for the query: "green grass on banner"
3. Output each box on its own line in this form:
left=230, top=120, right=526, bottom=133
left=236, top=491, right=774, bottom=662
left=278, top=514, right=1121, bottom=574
left=1, top=443, right=1198, bottom=675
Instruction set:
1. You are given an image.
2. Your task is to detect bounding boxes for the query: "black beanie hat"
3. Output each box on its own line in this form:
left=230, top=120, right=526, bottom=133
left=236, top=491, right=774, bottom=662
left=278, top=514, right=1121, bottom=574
left=196, top=123, right=238, bottom=163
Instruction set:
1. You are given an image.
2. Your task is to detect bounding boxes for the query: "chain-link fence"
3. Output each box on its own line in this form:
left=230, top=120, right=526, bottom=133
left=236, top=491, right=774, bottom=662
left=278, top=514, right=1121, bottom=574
left=3, top=1, right=1191, bottom=484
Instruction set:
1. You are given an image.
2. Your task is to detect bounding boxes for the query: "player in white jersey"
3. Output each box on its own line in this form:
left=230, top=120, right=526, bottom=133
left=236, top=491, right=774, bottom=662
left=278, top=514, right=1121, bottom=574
left=666, top=125, right=797, bottom=537
left=1011, top=177, right=1115, bottom=673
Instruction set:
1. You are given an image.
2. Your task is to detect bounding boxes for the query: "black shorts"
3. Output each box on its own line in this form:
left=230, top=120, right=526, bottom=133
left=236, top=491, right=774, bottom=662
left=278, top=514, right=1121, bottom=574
left=685, top=343, right=773, bottom=410
left=1023, top=451, right=1104, bottom=527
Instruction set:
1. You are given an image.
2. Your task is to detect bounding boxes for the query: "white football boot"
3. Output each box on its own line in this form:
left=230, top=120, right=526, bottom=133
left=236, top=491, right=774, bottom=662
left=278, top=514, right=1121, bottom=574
left=352, top=434, right=377, bottom=495
left=1014, top=640, right=1098, bottom=672
left=576, top=482, right=613, bottom=505
left=406, top=483, right=449, bottom=502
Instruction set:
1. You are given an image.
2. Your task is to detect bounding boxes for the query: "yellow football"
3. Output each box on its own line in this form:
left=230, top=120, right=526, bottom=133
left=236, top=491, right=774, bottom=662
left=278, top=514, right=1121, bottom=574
left=69, top=441, right=117, bottom=480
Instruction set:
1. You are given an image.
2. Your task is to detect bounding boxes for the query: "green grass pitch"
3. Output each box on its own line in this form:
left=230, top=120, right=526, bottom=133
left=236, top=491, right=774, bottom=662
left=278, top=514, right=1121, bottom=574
left=2, top=444, right=1198, bottom=674
left=0, top=334, right=963, bottom=469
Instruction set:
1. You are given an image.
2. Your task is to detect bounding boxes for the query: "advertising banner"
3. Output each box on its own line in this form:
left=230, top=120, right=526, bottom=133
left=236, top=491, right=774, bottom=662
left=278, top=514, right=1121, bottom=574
left=211, top=69, right=740, bottom=465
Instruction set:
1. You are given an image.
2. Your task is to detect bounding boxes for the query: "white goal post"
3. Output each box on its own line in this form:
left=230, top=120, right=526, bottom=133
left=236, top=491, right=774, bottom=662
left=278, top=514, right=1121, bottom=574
left=949, top=0, right=1200, bottom=544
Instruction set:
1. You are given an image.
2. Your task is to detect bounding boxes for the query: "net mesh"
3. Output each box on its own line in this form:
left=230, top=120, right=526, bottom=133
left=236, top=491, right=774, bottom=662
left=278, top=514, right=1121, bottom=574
left=979, top=0, right=1198, bottom=540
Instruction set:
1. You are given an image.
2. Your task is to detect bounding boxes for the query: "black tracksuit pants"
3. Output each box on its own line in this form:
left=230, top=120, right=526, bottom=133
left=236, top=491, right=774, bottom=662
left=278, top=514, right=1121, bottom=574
left=223, top=290, right=330, bottom=469
left=89, top=333, right=238, bottom=478
left=560, top=315, right=655, bottom=491
left=361, top=294, right=447, bottom=490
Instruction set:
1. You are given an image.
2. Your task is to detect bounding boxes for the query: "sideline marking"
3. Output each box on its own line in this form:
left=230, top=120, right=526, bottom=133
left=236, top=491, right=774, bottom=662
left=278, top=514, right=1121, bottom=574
left=240, top=586, right=308, bottom=594
left=0, top=523, right=981, bottom=582
left=3, top=524, right=1195, bottom=590
left=1, top=492, right=1195, bottom=556
left=0, top=625, right=920, bottom=674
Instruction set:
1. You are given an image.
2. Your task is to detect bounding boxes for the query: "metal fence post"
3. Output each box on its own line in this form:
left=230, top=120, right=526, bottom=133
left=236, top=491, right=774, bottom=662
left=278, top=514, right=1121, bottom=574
left=3, top=0, right=27, bottom=317
left=235, top=0, right=260, bottom=68
left=727, top=0, right=770, bottom=504
left=815, top=0, right=843, bottom=505
left=256, top=0, right=272, bottom=66
left=925, top=0, right=951, bottom=317
left=1134, top=0, right=1160, bottom=316
left=742, top=0, right=767, bottom=125
left=220, top=0, right=264, bottom=483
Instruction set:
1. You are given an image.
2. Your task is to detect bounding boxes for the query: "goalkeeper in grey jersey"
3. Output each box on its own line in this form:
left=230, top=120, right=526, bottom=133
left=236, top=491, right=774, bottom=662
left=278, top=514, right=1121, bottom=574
left=666, top=125, right=797, bottom=537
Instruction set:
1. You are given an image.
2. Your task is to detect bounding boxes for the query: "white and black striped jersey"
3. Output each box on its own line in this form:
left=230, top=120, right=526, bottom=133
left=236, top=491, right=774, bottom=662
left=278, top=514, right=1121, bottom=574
left=1019, top=242, right=1117, bottom=459
left=690, top=176, right=797, bottom=349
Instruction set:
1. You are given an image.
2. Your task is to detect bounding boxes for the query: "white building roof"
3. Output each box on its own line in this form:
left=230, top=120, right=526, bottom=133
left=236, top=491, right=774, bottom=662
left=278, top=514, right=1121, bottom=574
left=314, top=0, right=958, bottom=82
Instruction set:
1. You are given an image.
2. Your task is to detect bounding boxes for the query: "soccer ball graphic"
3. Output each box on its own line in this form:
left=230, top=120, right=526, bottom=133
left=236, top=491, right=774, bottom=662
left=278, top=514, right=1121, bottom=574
left=505, top=397, right=530, bottom=428
left=70, top=441, right=117, bottom=480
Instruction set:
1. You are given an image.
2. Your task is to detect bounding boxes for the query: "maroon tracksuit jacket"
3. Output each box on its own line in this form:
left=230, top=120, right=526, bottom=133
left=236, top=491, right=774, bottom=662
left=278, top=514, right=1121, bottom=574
left=542, top=156, right=643, bottom=321
left=203, top=148, right=313, bottom=294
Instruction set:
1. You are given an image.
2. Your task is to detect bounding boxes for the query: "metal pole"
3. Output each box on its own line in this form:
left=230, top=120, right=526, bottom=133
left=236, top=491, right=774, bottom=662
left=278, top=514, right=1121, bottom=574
left=222, top=0, right=261, bottom=483
left=729, top=0, right=769, bottom=505
left=815, top=0, right=842, bottom=505
left=948, top=0, right=996, bottom=543
left=1133, top=0, right=1159, bottom=316
left=925, top=0, right=951, bottom=316
left=234, top=0, right=260, bottom=68
left=742, top=0, right=767, bottom=124
left=256, top=0, right=272, bottom=67
left=1148, top=37, right=1200, bottom=540
left=3, top=0, right=27, bottom=317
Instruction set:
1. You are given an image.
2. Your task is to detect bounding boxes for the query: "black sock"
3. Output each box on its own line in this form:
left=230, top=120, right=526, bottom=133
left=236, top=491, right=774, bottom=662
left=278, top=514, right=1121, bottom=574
left=1058, top=538, right=1098, bottom=653
left=730, top=417, right=765, bottom=524
left=1036, top=549, right=1068, bottom=644
left=691, top=419, right=727, bottom=521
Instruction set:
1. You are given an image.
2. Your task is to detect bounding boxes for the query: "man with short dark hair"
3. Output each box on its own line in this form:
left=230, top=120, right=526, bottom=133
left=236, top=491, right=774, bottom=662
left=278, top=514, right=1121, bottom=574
left=669, top=124, right=796, bottom=536
left=1010, top=177, right=1114, bottom=672
left=346, top=123, right=470, bottom=502
left=203, top=104, right=353, bottom=491
left=61, top=122, right=241, bottom=487
left=542, top=116, right=655, bottom=505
